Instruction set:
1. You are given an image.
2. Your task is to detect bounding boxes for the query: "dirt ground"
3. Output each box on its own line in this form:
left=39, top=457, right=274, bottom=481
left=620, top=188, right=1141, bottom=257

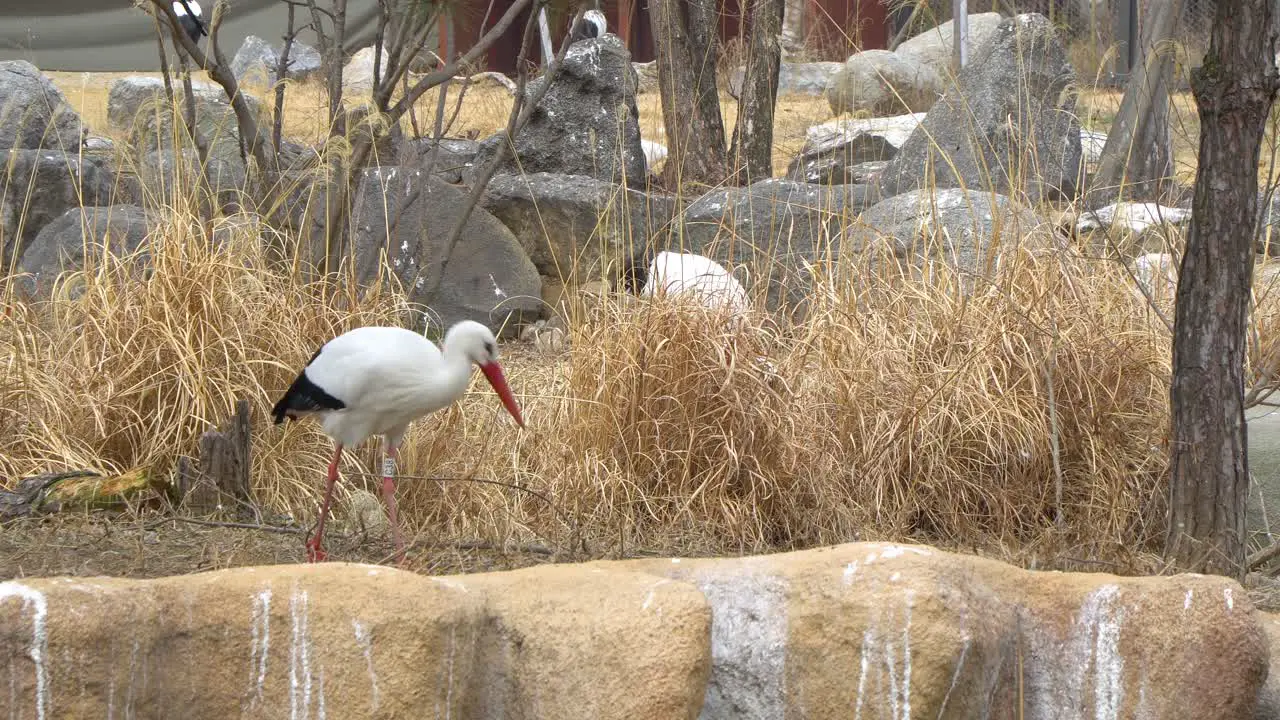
left=0, top=512, right=566, bottom=581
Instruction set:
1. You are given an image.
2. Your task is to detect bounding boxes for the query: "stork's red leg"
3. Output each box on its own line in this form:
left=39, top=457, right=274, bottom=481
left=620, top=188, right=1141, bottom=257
left=307, top=442, right=343, bottom=562
left=381, top=445, right=406, bottom=565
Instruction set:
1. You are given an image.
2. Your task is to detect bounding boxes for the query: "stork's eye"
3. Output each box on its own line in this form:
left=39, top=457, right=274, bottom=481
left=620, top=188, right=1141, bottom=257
left=485, top=341, right=496, bottom=357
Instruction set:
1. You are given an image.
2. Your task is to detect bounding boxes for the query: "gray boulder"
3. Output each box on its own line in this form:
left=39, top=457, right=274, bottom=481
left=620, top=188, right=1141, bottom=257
left=343, top=46, right=389, bottom=95
left=471, top=35, right=646, bottom=188
left=16, top=205, right=155, bottom=300
left=0, top=60, right=84, bottom=151
left=107, top=76, right=263, bottom=131
left=826, top=49, right=943, bottom=117
left=786, top=115, right=923, bottom=184
left=841, top=188, right=1046, bottom=276
left=349, top=167, right=542, bottom=336
left=877, top=14, right=1083, bottom=204
left=481, top=173, right=676, bottom=286
left=1, top=150, right=123, bottom=266
left=404, top=137, right=481, bottom=184
left=680, top=179, right=881, bottom=311
left=109, top=76, right=265, bottom=197
left=141, top=149, right=246, bottom=213
left=896, top=12, right=1006, bottom=78
left=231, top=34, right=323, bottom=86
left=729, top=61, right=841, bottom=99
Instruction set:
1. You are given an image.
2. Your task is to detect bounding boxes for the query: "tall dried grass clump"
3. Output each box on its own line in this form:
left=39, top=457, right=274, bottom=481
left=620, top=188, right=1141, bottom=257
left=522, top=247, right=1172, bottom=559
left=1, top=206, right=1182, bottom=562
left=0, top=208, right=411, bottom=511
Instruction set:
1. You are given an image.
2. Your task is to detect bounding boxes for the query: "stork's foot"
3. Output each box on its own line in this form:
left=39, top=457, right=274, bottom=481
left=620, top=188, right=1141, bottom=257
left=305, top=536, right=328, bottom=563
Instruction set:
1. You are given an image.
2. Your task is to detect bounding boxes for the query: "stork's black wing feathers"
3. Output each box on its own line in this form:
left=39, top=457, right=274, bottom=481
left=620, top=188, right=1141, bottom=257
left=271, top=347, right=345, bottom=424
left=175, top=0, right=207, bottom=37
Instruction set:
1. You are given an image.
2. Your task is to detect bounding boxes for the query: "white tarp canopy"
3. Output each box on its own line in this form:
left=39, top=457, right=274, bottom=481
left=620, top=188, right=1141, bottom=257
left=0, top=0, right=381, bottom=72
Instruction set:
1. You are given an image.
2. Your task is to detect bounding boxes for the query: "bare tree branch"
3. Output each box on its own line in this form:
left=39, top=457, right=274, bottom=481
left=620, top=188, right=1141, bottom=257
left=272, top=1, right=300, bottom=154
left=148, top=0, right=274, bottom=171
left=388, top=0, right=533, bottom=119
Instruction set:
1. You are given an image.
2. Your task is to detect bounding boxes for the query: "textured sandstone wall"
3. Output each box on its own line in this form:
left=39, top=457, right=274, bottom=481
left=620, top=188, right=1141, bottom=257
left=1, top=542, right=1270, bottom=719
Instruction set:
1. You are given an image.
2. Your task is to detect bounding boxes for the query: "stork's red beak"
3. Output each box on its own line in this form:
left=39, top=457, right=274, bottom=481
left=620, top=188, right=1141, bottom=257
left=480, top=361, right=525, bottom=428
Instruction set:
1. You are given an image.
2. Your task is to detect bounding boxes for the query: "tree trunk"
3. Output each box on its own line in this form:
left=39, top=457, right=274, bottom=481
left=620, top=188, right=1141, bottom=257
left=1166, top=0, right=1279, bottom=578
left=780, top=0, right=804, bottom=52
left=651, top=0, right=728, bottom=188
left=1090, top=0, right=1182, bottom=204
left=730, top=0, right=784, bottom=184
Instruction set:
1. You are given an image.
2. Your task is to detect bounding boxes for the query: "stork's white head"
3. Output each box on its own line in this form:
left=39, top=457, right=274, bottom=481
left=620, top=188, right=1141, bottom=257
left=443, top=320, right=524, bottom=427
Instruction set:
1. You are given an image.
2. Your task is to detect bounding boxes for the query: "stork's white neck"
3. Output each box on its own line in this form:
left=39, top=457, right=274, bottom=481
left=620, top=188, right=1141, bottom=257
left=430, top=341, right=479, bottom=405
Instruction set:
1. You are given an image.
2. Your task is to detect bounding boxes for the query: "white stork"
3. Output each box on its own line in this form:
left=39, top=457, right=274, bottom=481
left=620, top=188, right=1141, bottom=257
left=271, top=320, right=525, bottom=563
left=569, top=8, right=608, bottom=44
left=171, top=0, right=206, bottom=44
left=621, top=250, right=749, bottom=315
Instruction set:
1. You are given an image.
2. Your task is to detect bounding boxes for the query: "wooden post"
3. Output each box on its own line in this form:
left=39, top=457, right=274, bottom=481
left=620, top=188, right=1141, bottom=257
left=952, top=0, right=969, bottom=72
left=177, top=399, right=254, bottom=516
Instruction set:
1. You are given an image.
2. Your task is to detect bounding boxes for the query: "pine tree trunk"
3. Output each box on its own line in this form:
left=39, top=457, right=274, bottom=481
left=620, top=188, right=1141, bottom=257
left=1166, top=0, right=1279, bottom=578
left=650, top=0, right=729, bottom=188
left=730, top=0, right=784, bottom=185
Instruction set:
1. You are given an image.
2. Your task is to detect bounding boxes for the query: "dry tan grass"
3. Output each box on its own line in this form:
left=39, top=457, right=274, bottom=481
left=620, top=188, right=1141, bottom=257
left=0, top=203, right=1211, bottom=567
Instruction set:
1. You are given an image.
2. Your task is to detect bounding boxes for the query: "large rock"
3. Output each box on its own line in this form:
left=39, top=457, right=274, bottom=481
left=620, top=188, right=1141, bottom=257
left=0, top=60, right=84, bottom=152
left=15, top=205, right=155, bottom=300
left=342, top=45, right=389, bottom=95
left=0, top=150, right=123, bottom=266
left=107, top=76, right=264, bottom=134
left=842, top=188, right=1047, bottom=276
left=0, top=562, right=710, bottom=720
left=481, top=172, right=676, bottom=286
left=406, top=137, right=480, bottom=183
left=603, top=542, right=1268, bottom=719
left=141, top=148, right=247, bottom=212
left=896, top=12, right=1006, bottom=78
left=786, top=114, right=924, bottom=184
left=108, top=76, right=266, bottom=195
left=471, top=35, right=646, bottom=188
left=803, top=113, right=925, bottom=158
left=231, top=34, right=323, bottom=86
left=877, top=13, right=1083, bottom=204
left=680, top=179, right=881, bottom=311
left=348, top=167, right=542, bottom=336
left=729, top=61, right=841, bottom=99
left=826, top=49, right=943, bottom=117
